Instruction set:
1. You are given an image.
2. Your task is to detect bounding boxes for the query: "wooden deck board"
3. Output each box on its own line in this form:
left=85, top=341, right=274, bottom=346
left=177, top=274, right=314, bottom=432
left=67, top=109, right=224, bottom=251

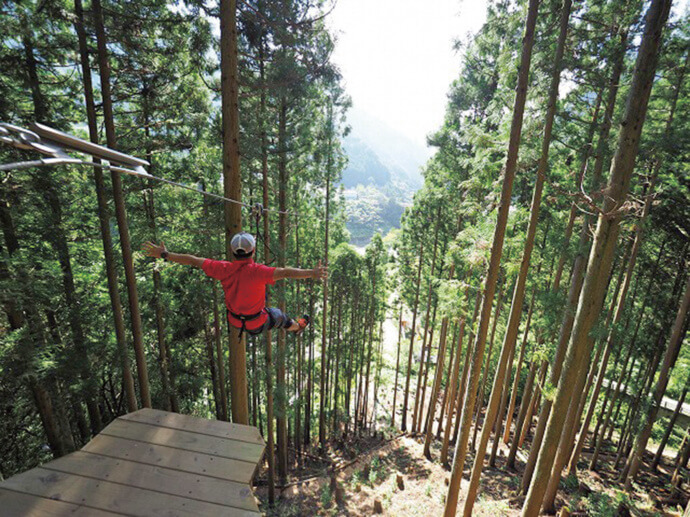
left=1, top=467, right=259, bottom=516
left=0, top=409, right=265, bottom=516
left=81, top=434, right=257, bottom=484
left=0, top=488, right=120, bottom=517
left=42, top=451, right=260, bottom=512
left=119, top=409, right=264, bottom=445
left=100, top=419, right=265, bottom=464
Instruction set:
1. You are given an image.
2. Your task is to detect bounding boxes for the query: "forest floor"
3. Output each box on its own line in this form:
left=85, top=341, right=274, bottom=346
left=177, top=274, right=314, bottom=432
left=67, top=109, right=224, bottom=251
left=256, top=431, right=687, bottom=516
left=255, top=310, right=688, bottom=516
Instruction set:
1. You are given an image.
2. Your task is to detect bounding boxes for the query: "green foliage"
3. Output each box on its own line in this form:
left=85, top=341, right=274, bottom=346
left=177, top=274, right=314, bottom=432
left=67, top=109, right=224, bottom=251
left=582, top=492, right=620, bottom=517
left=319, top=484, right=332, bottom=508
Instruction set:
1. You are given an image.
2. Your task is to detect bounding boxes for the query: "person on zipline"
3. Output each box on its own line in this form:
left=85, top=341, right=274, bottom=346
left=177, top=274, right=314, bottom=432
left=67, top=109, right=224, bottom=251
left=143, top=232, right=327, bottom=337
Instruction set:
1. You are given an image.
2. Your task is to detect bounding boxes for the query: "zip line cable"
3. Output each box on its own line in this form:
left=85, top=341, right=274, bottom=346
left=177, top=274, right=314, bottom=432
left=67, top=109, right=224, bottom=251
left=0, top=121, right=312, bottom=219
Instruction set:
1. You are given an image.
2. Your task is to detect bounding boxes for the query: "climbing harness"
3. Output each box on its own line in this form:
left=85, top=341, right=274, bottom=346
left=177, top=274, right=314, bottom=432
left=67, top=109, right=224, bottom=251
left=229, top=309, right=265, bottom=339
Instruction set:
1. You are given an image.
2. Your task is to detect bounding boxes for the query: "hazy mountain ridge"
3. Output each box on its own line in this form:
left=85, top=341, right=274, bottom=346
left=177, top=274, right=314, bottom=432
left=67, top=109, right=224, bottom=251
left=341, top=108, right=428, bottom=245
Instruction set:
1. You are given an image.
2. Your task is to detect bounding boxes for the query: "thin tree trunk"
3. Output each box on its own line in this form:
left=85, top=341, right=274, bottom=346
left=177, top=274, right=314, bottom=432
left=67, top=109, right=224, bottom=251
left=418, top=300, right=439, bottom=434
left=203, top=305, right=220, bottom=417
left=259, top=32, right=275, bottom=501
left=521, top=1, right=672, bottom=512
left=74, top=0, right=137, bottom=413
left=93, top=0, right=151, bottom=409
left=277, top=98, right=289, bottom=480
left=444, top=1, right=540, bottom=513
left=590, top=341, right=634, bottom=469
left=472, top=280, right=506, bottom=450
left=413, top=210, right=442, bottom=434
left=440, top=274, right=474, bottom=466
left=504, top=286, right=537, bottom=445
left=318, top=103, right=332, bottom=449
left=652, top=386, right=688, bottom=470
left=424, top=266, right=455, bottom=457
left=213, top=284, right=229, bottom=420
left=622, top=273, right=690, bottom=486
left=463, top=1, right=568, bottom=510
left=437, top=324, right=458, bottom=439
left=402, top=243, right=425, bottom=431
left=452, top=288, right=483, bottom=446
left=392, top=302, right=404, bottom=427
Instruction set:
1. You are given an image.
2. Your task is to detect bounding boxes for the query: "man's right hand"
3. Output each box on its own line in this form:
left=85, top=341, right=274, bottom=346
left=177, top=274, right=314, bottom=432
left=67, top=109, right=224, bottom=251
left=143, top=241, right=167, bottom=259
left=312, top=260, right=328, bottom=281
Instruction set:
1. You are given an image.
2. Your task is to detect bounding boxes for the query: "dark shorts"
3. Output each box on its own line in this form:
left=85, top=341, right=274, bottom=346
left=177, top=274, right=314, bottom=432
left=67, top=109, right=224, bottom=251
left=245, top=307, right=293, bottom=336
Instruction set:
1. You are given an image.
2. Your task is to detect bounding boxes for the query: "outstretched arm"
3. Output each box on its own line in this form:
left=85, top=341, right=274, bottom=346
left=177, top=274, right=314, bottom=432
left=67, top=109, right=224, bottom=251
left=143, top=241, right=206, bottom=269
left=273, top=260, right=328, bottom=282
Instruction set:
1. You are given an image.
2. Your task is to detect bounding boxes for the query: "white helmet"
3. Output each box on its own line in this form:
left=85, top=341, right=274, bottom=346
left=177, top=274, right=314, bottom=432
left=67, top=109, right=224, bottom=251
left=230, top=232, right=256, bottom=258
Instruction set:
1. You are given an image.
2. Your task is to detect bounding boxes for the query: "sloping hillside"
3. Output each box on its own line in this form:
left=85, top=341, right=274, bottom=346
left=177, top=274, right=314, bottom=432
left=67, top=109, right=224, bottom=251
left=342, top=108, right=428, bottom=245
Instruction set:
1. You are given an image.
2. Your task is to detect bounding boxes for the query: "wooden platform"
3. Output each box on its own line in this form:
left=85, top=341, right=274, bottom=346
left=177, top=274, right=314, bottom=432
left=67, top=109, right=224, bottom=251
left=0, top=408, right=266, bottom=516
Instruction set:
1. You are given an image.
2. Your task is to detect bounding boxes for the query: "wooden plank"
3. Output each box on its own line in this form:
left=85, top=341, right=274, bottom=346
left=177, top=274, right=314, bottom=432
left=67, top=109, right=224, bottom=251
left=119, top=409, right=264, bottom=446
left=1, top=467, right=260, bottom=516
left=43, top=451, right=260, bottom=512
left=0, top=488, right=120, bottom=517
left=82, top=434, right=257, bottom=484
left=100, top=419, right=264, bottom=464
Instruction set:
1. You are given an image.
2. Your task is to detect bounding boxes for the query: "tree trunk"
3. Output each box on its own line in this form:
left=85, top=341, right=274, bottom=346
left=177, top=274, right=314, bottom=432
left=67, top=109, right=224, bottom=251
left=440, top=274, right=474, bottom=466
left=452, top=288, right=483, bottom=446
left=74, top=0, right=137, bottom=413
left=520, top=24, right=628, bottom=491
left=472, top=280, right=507, bottom=450
left=507, top=360, right=537, bottom=465
left=521, top=1, right=672, bottom=512
left=318, top=103, right=333, bottom=448
left=203, top=305, right=221, bottom=416
left=23, top=26, right=102, bottom=434
left=213, top=284, right=229, bottom=420
left=652, top=386, right=688, bottom=470
left=615, top=344, right=663, bottom=468
left=258, top=33, right=275, bottom=501
left=219, top=0, right=248, bottom=425
left=413, top=209, right=442, bottom=434
left=424, top=266, right=455, bottom=457
left=93, top=0, right=151, bottom=409
left=569, top=172, right=659, bottom=474
left=444, top=1, right=540, bottom=513
left=462, top=0, right=568, bottom=510
left=437, top=324, right=458, bottom=438
left=402, top=243, right=425, bottom=431
left=504, top=285, right=537, bottom=445
left=392, top=302, right=404, bottom=427
left=418, top=300, right=439, bottom=434
left=277, top=98, right=289, bottom=479
left=622, top=273, right=690, bottom=486
left=590, top=341, right=634, bottom=469
left=295, top=221, right=303, bottom=452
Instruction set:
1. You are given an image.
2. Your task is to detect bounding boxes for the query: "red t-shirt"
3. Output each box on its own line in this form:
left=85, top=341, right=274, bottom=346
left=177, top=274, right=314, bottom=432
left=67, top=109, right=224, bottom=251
left=202, top=258, right=276, bottom=331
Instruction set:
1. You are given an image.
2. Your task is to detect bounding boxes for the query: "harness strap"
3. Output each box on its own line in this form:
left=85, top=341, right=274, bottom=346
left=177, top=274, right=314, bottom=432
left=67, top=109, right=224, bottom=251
left=229, top=309, right=265, bottom=339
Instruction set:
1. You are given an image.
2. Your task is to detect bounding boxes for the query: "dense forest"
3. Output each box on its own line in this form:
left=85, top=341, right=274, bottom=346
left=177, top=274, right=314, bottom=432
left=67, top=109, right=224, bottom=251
left=0, top=0, right=689, bottom=516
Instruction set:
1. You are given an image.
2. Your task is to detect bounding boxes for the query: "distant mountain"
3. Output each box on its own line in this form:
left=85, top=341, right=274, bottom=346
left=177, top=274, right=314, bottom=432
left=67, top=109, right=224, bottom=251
left=341, top=136, right=391, bottom=187
left=341, top=107, right=428, bottom=189
left=341, top=108, right=430, bottom=245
